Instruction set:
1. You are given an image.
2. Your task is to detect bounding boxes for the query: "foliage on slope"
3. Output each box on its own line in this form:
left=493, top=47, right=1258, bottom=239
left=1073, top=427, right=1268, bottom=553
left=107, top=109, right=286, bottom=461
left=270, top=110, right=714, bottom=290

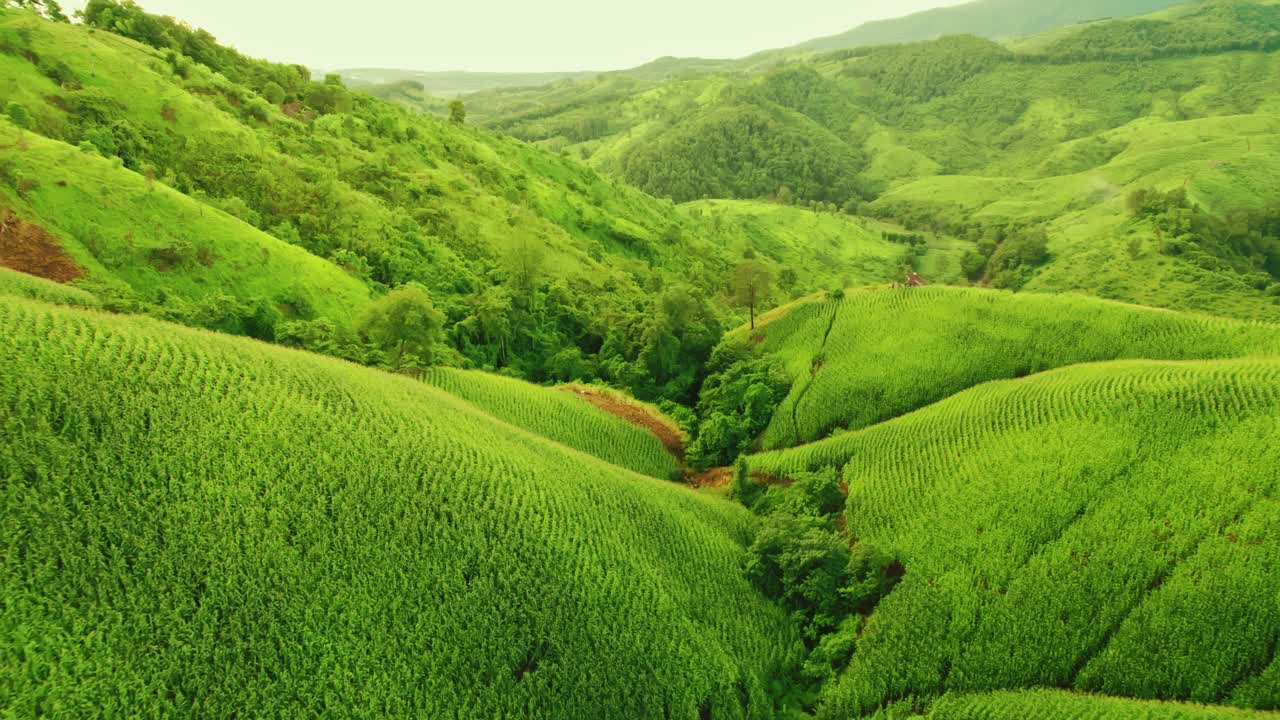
left=0, top=295, right=802, bottom=718
left=423, top=367, right=682, bottom=480
left=0, top=3, right=929, bottom=404
left=793, top=0, right=1188, bottom=53
left=927, top=689, right=1280, bottom=719
left=741, top=286, right=1280, bottom=453
left=746, top=359, right=1280, bottom=717
left=0, top=265, right=98, bottom=307
left=468, top=1, right=1280, bottom=320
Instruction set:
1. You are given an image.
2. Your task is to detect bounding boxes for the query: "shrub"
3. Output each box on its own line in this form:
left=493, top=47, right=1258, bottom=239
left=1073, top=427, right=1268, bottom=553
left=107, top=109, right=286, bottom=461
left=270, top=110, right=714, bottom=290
left=5, top=101, right=31, bottom=129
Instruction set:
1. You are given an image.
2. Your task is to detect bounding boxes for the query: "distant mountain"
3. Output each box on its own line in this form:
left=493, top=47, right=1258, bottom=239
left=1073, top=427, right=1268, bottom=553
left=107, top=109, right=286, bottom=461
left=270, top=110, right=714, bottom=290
left=794, top=0, right=1190, bottom=51
left=331, top=68, right=596, bottom=95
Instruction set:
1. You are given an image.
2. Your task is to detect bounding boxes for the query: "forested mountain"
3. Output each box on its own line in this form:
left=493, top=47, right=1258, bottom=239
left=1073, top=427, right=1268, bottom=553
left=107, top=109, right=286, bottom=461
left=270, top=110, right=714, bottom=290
left=0, top=0, right=934, bottom=405
left=469, top=0, right=1280, bottom=321
left=794, top=0, right=1190, bottom=52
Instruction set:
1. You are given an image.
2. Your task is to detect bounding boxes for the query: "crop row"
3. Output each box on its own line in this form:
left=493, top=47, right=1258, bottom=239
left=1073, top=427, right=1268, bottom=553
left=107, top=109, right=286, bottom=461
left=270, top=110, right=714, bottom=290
left=0, top=296, right=800, bottom=718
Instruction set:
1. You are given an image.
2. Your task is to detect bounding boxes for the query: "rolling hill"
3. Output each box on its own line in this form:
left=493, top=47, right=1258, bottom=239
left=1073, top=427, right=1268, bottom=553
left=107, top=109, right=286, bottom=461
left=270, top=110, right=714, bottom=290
left=739, top=358, right=1280, bottom=717
left=793, top=0, right=1190, bottom=52
left=737, top=286, right=1280, bottom=453
left=466, top=0, right=1280, bottom=322
left=0, top=293, right=802, bottom=717
left=0, top=2, right=944, bottom=404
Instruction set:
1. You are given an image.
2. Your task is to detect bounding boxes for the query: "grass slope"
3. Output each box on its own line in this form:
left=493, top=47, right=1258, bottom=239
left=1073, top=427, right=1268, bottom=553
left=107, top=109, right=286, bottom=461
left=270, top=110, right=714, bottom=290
left=423, top=367, right=682, bottom=480
left=752, top=359, right=1280, bottom=717
left=0, top=124, right=371, bottom=325
left=0, top=266, right=98, bottom=307
left=0, top=295, right=800, bottom=717
left=681, top=200, right=971, bottom=290
left=745, top=286, right=1280, bottom=452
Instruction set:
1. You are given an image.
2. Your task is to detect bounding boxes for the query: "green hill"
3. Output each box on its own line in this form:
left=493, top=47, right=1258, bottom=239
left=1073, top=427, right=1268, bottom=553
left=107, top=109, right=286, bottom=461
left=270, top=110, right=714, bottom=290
left=740, top=286, right=1280, bottom=453
left=748, top=359, right=1280, bottom=717
left=0, top=2, right=931, bottom=404
left=466, top=0, right=1280, bottom=321
left=335, top=68, right=596, bottom=96
left=0, top=294, right=801, bottom=717
left=793, top=0, right=1190, bottom=52
left=423, top=367, right=683, bottom=480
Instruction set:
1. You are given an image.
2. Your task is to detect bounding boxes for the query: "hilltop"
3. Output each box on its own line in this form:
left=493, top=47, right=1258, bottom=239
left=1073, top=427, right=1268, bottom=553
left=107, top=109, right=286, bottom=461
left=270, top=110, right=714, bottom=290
left=793, top=0, right=1189, bottom=52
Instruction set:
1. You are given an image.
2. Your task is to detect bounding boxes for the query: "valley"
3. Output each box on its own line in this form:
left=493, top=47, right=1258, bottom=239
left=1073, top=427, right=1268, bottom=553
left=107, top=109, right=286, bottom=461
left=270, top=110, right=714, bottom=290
left=2, top=0, right=1279, bottom=718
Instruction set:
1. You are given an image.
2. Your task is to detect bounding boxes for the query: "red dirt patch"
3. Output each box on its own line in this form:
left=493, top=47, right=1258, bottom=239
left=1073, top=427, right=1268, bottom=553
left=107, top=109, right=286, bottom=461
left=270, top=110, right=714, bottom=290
left=689, top=467, right=732, bottom=489
left=563, top=385, right=686, bottom=460
left=0, top=211, right=83, bottom=282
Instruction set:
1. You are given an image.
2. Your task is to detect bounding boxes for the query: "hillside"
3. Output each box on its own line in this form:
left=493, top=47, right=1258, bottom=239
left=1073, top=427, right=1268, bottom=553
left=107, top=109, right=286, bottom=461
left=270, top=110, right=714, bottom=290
left=466, top=0, right=1280, bottom=321
left=423, top=367, right=683, bottom=480
left=334, top=68, right=596, bottom=96
left=738, top=286, right=1280, bottom=452
left=0, top=2, right=938, bottom=405
left=793, top=0, right=1189, bottom=52
left=747, top=359, right=1280, bottom=717
left=0, top=293, right=803, bottom=717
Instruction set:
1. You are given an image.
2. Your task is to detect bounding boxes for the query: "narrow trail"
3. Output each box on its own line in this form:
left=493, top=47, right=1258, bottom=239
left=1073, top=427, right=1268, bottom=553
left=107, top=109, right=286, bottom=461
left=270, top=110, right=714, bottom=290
left=789, top=301, right=842, bottom=446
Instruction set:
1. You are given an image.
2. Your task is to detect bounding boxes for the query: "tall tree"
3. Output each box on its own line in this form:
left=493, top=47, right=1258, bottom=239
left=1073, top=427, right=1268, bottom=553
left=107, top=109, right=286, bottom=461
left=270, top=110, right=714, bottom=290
left=357, top=284, right=444, bottom=369
left=449, top=98, right=466, bottom=125
left=733, top=260, right=773, bottom=330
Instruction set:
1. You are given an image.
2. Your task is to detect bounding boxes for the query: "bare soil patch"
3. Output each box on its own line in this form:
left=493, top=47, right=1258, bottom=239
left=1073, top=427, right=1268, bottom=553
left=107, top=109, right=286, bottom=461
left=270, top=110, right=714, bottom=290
left=563, top=385, right=686, bottom=460
left=0, top=211, right=83, bottom=282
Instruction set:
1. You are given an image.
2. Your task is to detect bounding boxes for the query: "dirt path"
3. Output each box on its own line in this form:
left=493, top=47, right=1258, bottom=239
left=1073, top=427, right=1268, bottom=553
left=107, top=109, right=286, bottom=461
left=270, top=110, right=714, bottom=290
left=562, top=385, right=686, bottom=460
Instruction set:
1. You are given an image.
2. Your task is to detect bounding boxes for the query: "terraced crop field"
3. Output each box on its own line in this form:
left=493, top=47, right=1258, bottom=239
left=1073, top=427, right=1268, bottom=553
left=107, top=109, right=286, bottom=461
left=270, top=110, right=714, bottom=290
left=928, top=689, right=1280, bottom=719
left=0, top=266, right=98, bottom=308
left=749, top=286, right=1280, bottom=450
left=423, top=367, right=682, bottom=480
left=766, top=359, right=1280, bottom=717
left=0, top=295, right=800, bottom=717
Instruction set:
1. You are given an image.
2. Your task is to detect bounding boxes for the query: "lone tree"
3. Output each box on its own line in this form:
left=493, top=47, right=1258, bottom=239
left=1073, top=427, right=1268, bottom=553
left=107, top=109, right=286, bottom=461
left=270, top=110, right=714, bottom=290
left=358, top=284, right=445, bottom=369
left=449, top=98, right=466, bottom=125
left=733, top=259, right=773, bottom=331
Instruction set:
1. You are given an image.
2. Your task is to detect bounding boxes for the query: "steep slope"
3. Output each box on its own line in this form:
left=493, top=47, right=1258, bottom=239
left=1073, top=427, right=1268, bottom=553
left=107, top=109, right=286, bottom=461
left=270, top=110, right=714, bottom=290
left=423, top=367, right=683, bottom=480
left=0, top=294, right=801, bottom=717
left=755, top=359, right=1280, bottom=717
left=794, top=0, right=1189, bottom=52
left=740, top=286, right=1280, bottom=453
left=0, top=3, right=922, bottom=400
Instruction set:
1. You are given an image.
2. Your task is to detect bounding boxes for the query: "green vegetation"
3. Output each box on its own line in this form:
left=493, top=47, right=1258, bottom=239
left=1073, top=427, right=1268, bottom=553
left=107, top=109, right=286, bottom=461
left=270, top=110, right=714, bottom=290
left=745, top=359, right=1280, bottom=717
left=0, top=2, right=952, bottom=406
left=739, top=286, right=1280, bottom=453
left=465, top=0, right=1280, bottom=322
left=5, top=1, right=1280, bottom=718
left=927, top=690, right=1280, bottom=719
left=0, top=294, right=801, bottom=717
left=794, top=0, right=1188, bottom=52
left=423, top=367, right=682, bottom=479
left=0, top=265, right=98, bottom=306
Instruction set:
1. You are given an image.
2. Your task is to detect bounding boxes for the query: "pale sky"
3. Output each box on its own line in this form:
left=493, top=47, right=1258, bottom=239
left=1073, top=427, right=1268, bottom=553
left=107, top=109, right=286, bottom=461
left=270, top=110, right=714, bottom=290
left=63, top=0, right=969, bottom=72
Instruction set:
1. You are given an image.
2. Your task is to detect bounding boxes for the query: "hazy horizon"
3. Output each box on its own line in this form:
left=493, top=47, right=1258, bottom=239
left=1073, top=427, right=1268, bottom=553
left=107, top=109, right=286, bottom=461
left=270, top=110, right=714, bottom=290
left=62, top=0, right=971, bottom=73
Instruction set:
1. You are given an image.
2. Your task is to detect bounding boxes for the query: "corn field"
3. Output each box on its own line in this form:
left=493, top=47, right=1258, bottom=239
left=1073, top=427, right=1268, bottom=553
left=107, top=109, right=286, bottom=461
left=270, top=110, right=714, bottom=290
left=752, top=286, right=1280, bottom=450
left=423, top=368, right=681, bottom=480
left=804, top=360, right=1280, bottom=718
left=0, top=296, right=801, bottom=718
